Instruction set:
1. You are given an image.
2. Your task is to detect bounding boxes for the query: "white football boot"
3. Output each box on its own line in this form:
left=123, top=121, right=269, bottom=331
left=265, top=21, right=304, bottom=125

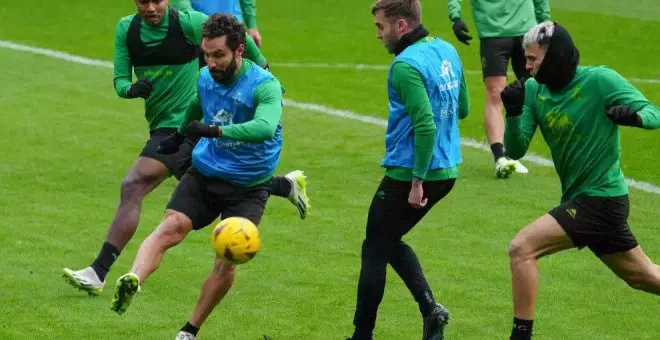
left=62, top=266, right=105, bottom=296
left=285, top=170, right=311, bottom=220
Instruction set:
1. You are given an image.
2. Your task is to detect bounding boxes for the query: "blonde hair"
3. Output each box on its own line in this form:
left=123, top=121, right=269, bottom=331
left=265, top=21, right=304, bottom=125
left=371, top=0, right=421, bottom=26
left=523, top=21, right=555, bottom=49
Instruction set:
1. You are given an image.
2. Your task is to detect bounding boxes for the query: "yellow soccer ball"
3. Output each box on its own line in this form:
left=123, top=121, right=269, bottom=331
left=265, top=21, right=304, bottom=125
left=211, top=217, right=261, bottom=264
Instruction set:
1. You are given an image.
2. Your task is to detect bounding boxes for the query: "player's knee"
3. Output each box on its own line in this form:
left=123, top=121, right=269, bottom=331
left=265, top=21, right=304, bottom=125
left=120, top=175, right=150, bottom=202
left=154, top=211, right=191, bottom=247
left=485, top=83, right=505, bottom=105
left=486, top=90, right=504, bottom=105
left=361, top=238, right=387, bottom=259
left=213, top=258, right=236, bottom=277
left=508, top=237, right=531, bottom=263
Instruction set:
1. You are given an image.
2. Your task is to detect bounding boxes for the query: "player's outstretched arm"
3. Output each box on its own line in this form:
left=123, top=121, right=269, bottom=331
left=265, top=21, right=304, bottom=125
left=598, top=67, right=660, bottom=129
left=503, top=79, right=538, bottom=160
left=222, top=78, right=283, bottom=142
left=639, top=105, right=660, bottom=129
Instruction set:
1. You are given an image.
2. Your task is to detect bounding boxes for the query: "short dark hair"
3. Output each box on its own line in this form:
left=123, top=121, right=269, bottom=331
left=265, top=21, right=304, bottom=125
left=202, top=14, right=246, bottom=51
left=371, top=0, right=421, bottom=25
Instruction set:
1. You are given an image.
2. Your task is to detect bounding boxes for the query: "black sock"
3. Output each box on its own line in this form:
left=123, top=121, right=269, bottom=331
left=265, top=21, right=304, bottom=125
left=510, top=317, right=533, bottom=340
left=269, top=176, right=293, bottom=198
left=490, top=143, right=506, bottom=161
left=90, top=242, right=120, bottom=282
left=181, top=322, right=200, bottom=336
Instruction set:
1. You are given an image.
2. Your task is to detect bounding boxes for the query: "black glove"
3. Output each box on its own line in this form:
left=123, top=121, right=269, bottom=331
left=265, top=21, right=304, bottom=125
left=157, top=132, right=186, bottom=154
left=184, top=120, right=221, bottom=138
left=452, top=19, right=473, bottom=45
left=500, top=79, right=527, bottom=118
left=606, top=105, right=642, bottom=127
left=127, top=78, right=153, bottom=99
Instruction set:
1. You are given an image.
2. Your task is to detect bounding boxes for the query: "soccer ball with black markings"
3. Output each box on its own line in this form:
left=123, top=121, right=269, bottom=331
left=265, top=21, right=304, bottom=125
left=211, top=217, right=261, bottom=265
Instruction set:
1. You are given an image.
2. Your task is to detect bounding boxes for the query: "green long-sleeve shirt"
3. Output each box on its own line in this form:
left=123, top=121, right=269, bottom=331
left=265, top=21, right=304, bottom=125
left=386, top=39, right=470, bottom=181
left=171, top=0, right=257, bottom=28
left=239, top=0, right=258, bottom=29
left=179, top=59, right=282, bottom=143
left=447, top=0, right=551, bottom=38
left=505, top=66, right=660, bottom=202
left=113, top=7, right=266, bottom=130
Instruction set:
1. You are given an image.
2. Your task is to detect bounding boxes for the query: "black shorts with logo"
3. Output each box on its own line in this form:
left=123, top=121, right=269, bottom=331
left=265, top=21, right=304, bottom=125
left=549, top=195, right=638, bottom=257
left=166, top=167, right=271, bottom=230
left=139, top=128, right=195, bottom=180
left=480, top=36, right=529, bottom=79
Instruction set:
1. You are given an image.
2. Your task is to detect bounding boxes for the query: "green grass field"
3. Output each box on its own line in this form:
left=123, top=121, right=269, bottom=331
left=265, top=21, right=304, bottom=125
left=0, top=1, right=659, bottom=339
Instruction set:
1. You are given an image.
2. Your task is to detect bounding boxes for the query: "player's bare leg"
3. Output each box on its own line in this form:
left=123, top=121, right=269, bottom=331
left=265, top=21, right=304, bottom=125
left=484, top=76, right=507, bottom=148
left=484, top=76, right=527, bottom=178
left=111, top=209, right=192, bottom=314
left=132, top=210, right=193, bottom=282
left=177, top=255, right=236, bottom=338
left=601, top=246, right=660, bottom=294
left=63, top=157, right=170, bottom=295
left=508, top=214, right=575, bottom=339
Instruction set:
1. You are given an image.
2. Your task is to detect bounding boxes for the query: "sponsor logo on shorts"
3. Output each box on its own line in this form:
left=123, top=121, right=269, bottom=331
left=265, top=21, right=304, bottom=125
left=566, top=208, right=577, bottom=219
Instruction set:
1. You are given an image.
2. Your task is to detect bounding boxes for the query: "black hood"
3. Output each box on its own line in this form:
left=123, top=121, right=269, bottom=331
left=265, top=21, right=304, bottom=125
left=534, top=22, right=580, bottom=92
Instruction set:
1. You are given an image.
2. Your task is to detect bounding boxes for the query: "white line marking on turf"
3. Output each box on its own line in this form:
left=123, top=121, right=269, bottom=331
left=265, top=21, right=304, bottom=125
left=1, top=40, right=658, bottom=195
left=282, top=100, right=660, bottom=195
left=269, top=62, right=660, bottom=84
left=270, top=62, right=482, bottom=75
left=0, top=40, right=114, bottom=68
left=1, top=40, right=658, bottom=84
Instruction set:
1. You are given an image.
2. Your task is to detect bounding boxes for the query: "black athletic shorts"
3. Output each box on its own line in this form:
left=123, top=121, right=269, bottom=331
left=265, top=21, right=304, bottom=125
left=480, top=36, right=529, bottom=79
left=139, top=128, right=195, bottom=180
left=166, top=167, right=271, bottom=230
left=549, top=195, right=638, bottom=257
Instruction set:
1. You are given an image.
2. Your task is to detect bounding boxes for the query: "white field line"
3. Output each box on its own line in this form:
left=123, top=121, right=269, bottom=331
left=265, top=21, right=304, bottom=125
left=1, top=40, right=658, bottom=195
left=268, top=62, right=660, bottom=84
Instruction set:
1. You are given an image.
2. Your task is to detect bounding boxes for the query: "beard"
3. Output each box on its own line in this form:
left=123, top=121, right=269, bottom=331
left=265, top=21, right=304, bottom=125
left=210, top=55, right=238, bottom=84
